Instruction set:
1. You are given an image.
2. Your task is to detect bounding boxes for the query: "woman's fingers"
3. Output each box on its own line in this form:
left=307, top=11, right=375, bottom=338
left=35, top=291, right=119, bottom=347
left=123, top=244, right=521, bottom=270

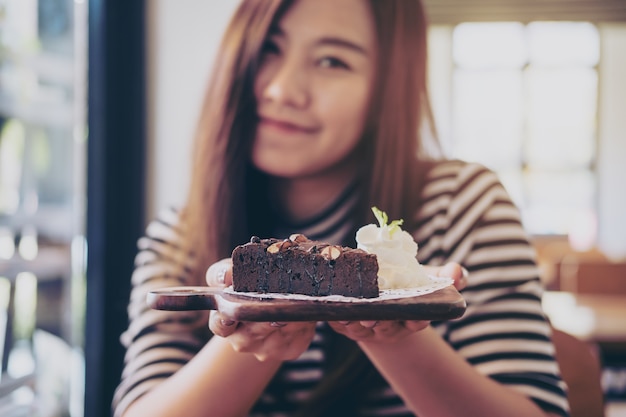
left=404, top=320, right=430, bottom=332
left=206, top=258, right=233, bottom=287
left=210, top=307, right=317, bottom=362
left=438, top=262, right=469, bottom=291
left=209, top=311, right=239, bottom=337
left=459, top=266, right=469, bottom=290
left=253, top=322, right=317, bottom=361
left=423, top=262, right=469, bottom=291
left=329, top=320, right=428, bottom=343
left=223, top=321, right=316, bottom=362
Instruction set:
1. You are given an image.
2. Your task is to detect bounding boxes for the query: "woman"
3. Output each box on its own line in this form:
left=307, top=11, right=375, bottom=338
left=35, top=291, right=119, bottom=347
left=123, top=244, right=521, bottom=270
left=113, top=0, right=570, bottom=416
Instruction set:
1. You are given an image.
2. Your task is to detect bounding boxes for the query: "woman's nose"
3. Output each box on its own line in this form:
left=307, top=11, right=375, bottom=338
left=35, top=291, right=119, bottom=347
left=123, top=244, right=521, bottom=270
left=259, top=58, right=310, bottom=109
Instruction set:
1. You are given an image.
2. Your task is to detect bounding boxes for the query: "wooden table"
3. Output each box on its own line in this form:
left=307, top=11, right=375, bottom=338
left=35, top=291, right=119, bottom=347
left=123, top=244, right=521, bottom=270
left=543, top=291, right=626, bottom=344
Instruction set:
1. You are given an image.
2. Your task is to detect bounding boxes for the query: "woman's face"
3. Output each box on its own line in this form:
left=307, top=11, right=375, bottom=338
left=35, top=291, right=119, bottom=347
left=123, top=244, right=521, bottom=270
left=252, top=0, right=377, bottom=179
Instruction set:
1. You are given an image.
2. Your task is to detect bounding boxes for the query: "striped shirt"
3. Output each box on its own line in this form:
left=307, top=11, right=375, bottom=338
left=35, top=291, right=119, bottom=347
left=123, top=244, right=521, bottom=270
left=112, top=161, right=570, bottom=417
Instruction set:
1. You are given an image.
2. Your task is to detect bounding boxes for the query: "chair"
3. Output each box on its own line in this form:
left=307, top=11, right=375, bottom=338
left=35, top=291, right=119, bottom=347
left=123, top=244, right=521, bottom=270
left=552, top=327, right=606, bottom=417
left=559, top=259, right=626, bottom=295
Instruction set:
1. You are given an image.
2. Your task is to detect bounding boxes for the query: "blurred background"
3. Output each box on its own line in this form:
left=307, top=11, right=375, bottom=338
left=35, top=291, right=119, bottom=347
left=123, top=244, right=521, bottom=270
left=0, top=0, right=624, bottom=416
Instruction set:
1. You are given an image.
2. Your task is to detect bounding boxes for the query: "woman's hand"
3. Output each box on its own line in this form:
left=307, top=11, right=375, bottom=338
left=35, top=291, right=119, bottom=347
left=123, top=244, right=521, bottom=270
left=205, top=259, right=317, bottom=362
left=433, top=261, right=468, bottom=292
left=328, top=262, right=468, bottom=343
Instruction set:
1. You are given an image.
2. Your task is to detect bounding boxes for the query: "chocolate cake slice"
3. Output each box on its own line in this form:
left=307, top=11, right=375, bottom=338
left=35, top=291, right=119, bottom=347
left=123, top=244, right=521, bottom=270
left=232, top=234, right=379, bottom=298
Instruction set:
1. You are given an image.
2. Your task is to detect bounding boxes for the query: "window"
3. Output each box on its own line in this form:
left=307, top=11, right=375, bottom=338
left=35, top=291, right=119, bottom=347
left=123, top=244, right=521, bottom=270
left=0, top=0, right=87, bottom=414
left=430, top=22, right=600, bottom=239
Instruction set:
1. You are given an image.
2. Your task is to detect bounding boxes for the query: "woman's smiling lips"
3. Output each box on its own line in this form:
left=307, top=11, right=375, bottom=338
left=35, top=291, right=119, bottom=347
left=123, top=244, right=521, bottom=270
left=258, top=115, right=320, bottom=135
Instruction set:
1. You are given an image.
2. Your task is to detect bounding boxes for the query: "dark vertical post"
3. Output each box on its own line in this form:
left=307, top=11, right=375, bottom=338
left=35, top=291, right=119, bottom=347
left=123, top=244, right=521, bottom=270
left=85, top=0, right=145, bottom=416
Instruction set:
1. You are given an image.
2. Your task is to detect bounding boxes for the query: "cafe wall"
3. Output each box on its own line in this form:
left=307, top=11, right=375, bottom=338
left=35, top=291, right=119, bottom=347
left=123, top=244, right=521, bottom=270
left=145, top=0, right=238, bottom=221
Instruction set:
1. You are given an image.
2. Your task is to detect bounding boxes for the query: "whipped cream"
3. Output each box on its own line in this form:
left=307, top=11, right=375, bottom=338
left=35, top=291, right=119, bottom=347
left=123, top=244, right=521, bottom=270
left=356, top=207, right=429, bottom=290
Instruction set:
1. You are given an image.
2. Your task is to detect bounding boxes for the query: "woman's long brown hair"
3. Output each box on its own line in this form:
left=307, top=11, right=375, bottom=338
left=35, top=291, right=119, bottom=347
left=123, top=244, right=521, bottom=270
left=183, top=0, right=293, bottom=279
left=184, top=0, right=438, bottom=282
left=182, top=0, right=438, bottom=414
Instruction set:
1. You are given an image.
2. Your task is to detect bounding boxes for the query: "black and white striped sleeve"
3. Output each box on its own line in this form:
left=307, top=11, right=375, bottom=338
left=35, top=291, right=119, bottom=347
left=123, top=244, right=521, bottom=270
left=416, top=161, right=570, bottom=416
left=112, top=207, right=209, bottom=417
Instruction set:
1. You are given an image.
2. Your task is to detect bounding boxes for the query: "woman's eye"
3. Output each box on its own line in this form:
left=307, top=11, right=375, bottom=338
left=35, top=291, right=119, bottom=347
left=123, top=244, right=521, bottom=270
left=318, top=56, right=350, bottom=70
left=261, top=40, right=280, bottom=56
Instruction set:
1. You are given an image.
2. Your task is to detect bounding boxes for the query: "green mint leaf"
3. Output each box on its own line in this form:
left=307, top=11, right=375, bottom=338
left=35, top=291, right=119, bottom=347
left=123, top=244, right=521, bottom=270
left=371, top=207, right=404, bottom=236
left=389, top=219, right=404, bottom=237
left=372, top=206, right=387, bottom=228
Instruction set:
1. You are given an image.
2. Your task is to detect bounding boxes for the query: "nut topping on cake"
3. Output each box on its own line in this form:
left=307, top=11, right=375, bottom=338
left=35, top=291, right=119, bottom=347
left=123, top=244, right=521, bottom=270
left=289, top=233, right=308, bottom=243
left=267, top=239, right=294, bottom=253
left=266, top=242, right=281, bottom=253
left=320, top=245, right=342, bottom=260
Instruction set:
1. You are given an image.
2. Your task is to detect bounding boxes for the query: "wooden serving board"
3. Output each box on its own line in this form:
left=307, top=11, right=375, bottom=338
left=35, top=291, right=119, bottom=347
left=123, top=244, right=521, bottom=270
left=147, top=286, right=466, bottom=322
